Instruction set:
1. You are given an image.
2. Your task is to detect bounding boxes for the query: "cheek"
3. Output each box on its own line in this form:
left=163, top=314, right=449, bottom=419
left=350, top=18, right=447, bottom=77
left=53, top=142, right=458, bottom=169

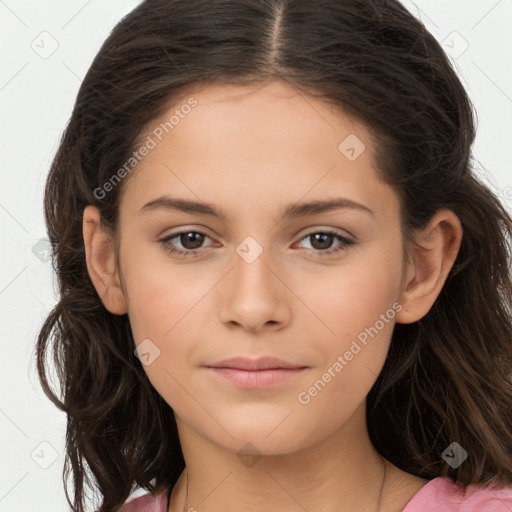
left=121, top=255, right=204, bottom=409
left=120, top=247, right=217, bottom=399
left=121, top=246, right=207, bottom=342
left=293, top=280, right=399, bottom=431
left=295, top=241, right=403, bottom=342
left=291, top=241, right=403, bottom=396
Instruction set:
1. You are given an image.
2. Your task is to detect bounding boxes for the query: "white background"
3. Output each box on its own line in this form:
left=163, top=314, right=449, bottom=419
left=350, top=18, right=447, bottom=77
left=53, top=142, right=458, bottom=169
left=0, top=1, right=511, bottom=510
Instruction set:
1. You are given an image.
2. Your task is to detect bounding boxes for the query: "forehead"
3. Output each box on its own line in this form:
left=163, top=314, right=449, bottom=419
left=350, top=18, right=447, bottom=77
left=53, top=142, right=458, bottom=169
left=168, top=79, right=364, bottom=145
left=119, top=80, right=398, bottom=224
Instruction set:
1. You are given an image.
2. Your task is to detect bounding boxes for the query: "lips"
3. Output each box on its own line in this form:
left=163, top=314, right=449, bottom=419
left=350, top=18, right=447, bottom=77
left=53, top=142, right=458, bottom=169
left=205, top=356, right=310, bottom=389
left=206, top=356, right=307, bottom=371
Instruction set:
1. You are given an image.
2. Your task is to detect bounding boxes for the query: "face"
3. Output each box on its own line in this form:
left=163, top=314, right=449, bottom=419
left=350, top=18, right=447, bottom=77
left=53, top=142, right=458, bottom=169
left=113, top=80, right=407, bottom=455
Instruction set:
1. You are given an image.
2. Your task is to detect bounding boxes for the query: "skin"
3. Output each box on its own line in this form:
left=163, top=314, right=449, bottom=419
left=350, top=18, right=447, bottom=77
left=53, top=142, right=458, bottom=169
left=83, top=79, right=463, bottom=511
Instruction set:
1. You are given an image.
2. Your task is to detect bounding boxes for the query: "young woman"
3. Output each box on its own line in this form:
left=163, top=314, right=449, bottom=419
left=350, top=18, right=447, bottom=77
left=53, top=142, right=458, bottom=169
left=36, top=1, right=512, bottom=511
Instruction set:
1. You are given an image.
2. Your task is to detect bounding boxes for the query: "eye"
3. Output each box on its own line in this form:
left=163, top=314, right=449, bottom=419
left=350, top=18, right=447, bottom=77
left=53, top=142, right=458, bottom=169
left=294, top=230, right=354, bottom=257
left=159, top=228, right=355, bottom=259
left=159, top=230, right=216, bottom=258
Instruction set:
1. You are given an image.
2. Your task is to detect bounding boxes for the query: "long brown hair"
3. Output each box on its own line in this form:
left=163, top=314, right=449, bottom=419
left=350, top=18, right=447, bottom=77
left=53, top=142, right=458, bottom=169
left=36, top=0, right=512, bottom=510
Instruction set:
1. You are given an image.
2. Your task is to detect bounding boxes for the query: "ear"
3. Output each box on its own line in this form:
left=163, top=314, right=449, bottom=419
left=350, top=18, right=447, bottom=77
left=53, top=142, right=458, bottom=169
left=83, top=205, right=127, bottom=315
left=396, top=209, right=463, bottom=324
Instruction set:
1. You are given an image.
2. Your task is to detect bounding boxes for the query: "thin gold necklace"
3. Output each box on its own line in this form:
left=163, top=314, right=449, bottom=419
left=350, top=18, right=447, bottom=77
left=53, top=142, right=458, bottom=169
left=181, top=455, right=387, bottom=512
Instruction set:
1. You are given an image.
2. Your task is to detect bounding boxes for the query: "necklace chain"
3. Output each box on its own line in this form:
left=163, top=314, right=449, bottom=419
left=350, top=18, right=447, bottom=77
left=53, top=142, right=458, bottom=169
left=181, top=455, right=387, bottom=512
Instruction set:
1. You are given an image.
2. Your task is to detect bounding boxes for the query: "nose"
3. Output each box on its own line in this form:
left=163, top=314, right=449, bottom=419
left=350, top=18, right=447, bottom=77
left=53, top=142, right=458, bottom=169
left=217, top=243, right=291, bottom=333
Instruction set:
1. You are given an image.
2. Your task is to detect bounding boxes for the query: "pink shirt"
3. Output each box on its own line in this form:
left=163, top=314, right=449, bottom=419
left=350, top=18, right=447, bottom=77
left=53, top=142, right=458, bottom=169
left=118, top=477, right=512, bottom=511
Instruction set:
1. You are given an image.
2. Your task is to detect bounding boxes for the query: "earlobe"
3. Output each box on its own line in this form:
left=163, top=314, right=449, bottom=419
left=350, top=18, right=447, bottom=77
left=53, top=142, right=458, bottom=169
left=396, top=209, right=463, bottom=324
left=82, top=205, right=127, bottom=315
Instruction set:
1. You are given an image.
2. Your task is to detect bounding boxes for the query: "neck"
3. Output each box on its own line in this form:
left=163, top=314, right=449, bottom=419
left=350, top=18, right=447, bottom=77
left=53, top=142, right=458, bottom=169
left=169, top=404, right=392, bottom=512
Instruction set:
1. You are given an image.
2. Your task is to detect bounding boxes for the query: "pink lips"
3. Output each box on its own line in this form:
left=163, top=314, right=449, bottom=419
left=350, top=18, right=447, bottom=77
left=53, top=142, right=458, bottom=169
left=205, top=356, right=309, bottom=389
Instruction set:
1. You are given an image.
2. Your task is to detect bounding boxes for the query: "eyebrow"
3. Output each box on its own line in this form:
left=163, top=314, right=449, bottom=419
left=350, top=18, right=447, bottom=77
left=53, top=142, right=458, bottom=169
left=139, top=196, right=374, bottom=220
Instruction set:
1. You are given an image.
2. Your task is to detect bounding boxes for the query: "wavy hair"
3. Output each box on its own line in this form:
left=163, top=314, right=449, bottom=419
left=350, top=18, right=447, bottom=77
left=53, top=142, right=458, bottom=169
left=36, top=0, right=512, bottom=510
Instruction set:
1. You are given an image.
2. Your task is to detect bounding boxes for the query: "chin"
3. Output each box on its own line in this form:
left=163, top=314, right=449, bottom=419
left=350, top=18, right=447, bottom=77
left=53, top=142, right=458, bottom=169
left=197, top=420, right=315, bottom=458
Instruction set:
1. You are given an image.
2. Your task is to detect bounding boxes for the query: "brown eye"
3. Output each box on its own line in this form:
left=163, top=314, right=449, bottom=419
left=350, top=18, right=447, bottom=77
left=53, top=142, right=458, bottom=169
left=159, top=230, right=214, bottom=257
left=308, top=232, right=335, bottom=250
left=296, top=230, right=354, bottom=257
left=177, top=231, right=205, bottom=250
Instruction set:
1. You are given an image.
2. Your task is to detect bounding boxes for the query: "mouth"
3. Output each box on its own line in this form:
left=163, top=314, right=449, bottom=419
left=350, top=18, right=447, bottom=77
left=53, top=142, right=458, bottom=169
left=205, top=356, right=309, bottom=389
left=206, top=356, right=308, bottom=371
left=206, top=367, right=309, bottom=389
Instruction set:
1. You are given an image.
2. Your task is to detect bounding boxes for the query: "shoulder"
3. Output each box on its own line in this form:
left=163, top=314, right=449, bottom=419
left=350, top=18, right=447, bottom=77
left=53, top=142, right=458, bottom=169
left=402, top=476, right=512, bottom=512
left=117, top=490, right=168, bottom=512
left=461, top=481, right=512, bottom=512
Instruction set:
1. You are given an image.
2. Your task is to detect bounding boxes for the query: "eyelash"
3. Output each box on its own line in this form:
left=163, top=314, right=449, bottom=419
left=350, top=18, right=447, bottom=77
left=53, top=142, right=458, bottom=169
left=158, top=229, right=355, bottom=259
